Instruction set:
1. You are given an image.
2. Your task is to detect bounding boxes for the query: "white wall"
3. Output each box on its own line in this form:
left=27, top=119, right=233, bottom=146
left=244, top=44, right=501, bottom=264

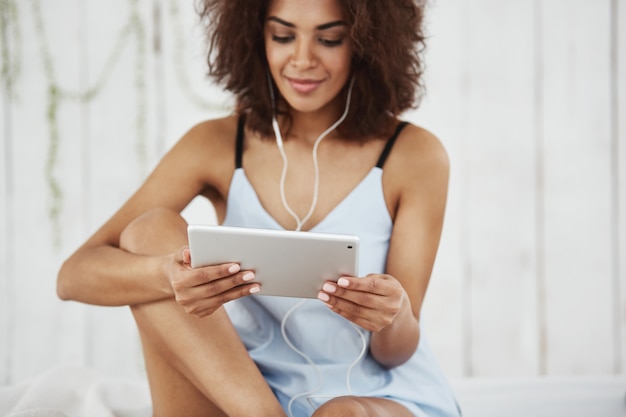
left=0, top=0, right=624, bottom=384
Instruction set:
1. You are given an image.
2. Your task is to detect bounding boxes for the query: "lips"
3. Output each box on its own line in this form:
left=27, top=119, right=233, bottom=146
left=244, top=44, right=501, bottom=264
left=287, top=77, right=323, bottom=94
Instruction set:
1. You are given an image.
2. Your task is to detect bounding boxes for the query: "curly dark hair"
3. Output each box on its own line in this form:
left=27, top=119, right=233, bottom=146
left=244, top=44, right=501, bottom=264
left=197, top=0, right=427, bottom=139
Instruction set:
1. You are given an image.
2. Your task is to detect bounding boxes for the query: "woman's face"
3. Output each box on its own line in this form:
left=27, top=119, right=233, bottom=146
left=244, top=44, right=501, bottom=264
left=264, top=0, right=352, bottom=115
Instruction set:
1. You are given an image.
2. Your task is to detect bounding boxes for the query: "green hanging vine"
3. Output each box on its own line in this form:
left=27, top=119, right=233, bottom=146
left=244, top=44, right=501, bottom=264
left=30, top=0, right=62, bottom=247
left=2, top=0, right=227, bottom=248
left=0, top=0, right=20, bottom=99
left=28, top=0, right=148, bottom=248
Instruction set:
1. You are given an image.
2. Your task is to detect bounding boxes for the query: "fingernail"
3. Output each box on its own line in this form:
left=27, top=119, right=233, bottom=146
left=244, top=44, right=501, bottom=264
left=317, top=292, right=330, bottom=302
left=249, top=286, right=260, bottom=294
left=228, top=264, right=241, bottom=274
left=242, top=272, right=255, bottom=282
left=322, top=283, right=336, bottom=293
left=337, top=278, right=350, bottom=287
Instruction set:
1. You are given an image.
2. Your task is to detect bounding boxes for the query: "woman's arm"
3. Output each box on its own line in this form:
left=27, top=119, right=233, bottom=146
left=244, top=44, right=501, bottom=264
left=57, top=118, right=238, bottom=306
left=319, top=124, right=449, bottom=368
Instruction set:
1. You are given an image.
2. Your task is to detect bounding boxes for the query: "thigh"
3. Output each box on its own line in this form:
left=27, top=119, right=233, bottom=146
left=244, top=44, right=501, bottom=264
left=136, top=314, right=228, bottom=417
left=124, top=209, right=287, bottom=417
left=312, top=396, right=415, bottom=417
left=131, top=295, right=288, bottom=417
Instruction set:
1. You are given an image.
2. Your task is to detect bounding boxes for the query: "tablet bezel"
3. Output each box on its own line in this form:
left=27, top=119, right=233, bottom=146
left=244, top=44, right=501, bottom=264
left=187, top=225, right=360, bottom=299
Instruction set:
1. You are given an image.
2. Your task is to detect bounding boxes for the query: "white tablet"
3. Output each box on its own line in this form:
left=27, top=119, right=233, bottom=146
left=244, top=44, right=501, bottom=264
left=187, top=225, right=360, bottom=299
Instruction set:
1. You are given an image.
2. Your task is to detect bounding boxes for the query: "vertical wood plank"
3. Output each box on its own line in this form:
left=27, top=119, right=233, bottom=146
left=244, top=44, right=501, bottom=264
left=541, top=0, right=614, bottom=374
left=0, top=0, right=15, bottom=383
left=0, top=74, right=10, bottom=385
left=406, top=0, right=466, bottom=378
left=163, top=0, right=222, bottom=224
left=81, top=0, right=156, bottom=379
left=463, top=0, right=539, bottom=377
left=162, top=0, right=232, bottom=144
left=616, top=0, right=626, bottom=375
left=533, top=0, right=548, bottom=375
left=10, top=0, right=87, bottom=381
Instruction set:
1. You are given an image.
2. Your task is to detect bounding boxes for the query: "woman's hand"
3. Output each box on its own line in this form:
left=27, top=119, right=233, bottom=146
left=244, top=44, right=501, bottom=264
left=165, top=247, right=260, bottom=318
left=317, top=274, right=406, bottom=332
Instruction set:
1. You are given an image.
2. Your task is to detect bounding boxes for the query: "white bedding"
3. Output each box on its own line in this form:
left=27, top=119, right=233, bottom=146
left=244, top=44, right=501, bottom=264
left=1, top=366, right=625, bottom=417
left=0, top=367, right=150, bottom=417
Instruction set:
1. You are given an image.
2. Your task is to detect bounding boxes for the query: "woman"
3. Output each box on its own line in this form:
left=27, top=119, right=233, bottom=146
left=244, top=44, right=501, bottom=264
left=58, top=0, right=461, bottom=416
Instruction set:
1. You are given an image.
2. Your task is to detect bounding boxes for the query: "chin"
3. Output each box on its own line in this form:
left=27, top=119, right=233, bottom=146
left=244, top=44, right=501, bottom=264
left=288, top=101, right=328, bottom=114
left=279, top=94, right=326, bottom=113
left=284, top=90, right=347, bottom=115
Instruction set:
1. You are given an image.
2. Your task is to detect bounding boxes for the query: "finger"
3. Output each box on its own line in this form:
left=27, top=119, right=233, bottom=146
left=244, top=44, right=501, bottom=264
left=323, top=292, right=381, bottom=322
left=181, top=247, right=191, bottom=264
left=319, top=282, right=398, bottom=329
left=320, top=281, right=381, bottom=310
left=175, top=270, right=256, bottom=306
left=182, top=283, right=261, bottom=317
left=330, top=298, right=396, bottom=332
left=195, top=270, right=256, bottom=295
left=335, top=275, right=392, bottom=296
left=172, top=262, right=243, bottom=290
left=174, top=246, right=187, bottom=263
left=324, top=300, right=380, bottom=331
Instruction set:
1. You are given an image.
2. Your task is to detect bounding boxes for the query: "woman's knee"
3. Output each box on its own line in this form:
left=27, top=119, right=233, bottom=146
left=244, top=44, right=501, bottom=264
left=119, top=207, right=187, bottom=254
left=313, top=396, right=368, bottom=417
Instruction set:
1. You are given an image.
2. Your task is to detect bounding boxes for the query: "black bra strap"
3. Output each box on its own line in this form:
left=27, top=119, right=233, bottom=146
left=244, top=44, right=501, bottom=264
left=376, top=121, right=409, bottom=168
left=235, top=114, right=246, bottom=169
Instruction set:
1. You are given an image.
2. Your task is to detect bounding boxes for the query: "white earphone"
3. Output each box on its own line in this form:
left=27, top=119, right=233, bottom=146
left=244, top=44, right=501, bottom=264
left=265, top=73, right=367, bottom=416
left=267, top=73, right=355, bottom=231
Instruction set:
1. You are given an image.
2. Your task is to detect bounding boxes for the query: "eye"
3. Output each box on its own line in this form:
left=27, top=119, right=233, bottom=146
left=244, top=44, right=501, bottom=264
left=319, top=38, right=343, bottom=47
left=272, top=35, right=294, bottom=44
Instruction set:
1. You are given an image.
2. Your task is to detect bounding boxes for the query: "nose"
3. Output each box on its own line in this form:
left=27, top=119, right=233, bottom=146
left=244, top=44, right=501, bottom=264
left=290, top=38, right=316, bottom=69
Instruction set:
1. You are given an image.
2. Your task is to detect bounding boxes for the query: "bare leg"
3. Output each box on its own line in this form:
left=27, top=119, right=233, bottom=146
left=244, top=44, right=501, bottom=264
left=312, top=396, right=414, bottom=417
left=121, top=208, right=286, bottom=417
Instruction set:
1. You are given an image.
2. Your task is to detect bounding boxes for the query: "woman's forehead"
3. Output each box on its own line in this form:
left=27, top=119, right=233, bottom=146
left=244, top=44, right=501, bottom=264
left=266, top=0, right=345, bottom=26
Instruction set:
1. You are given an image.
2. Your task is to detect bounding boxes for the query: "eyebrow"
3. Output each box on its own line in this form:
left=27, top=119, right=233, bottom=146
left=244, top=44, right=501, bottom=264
left=267, top=16, right=347, bottom=30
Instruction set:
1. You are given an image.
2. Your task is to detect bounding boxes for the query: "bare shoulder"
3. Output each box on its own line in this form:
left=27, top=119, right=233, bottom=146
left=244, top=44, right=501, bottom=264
left=129, top=113, right=242, bottom=208
left=393, top=123, right=448, bottom=175
left=380, top=122, right=449, bottom=220
left=165, top=115, right=239, bottom=181
left=175, top=114, right=239, bottom=156
left=384, top=122, right=449, bottom=188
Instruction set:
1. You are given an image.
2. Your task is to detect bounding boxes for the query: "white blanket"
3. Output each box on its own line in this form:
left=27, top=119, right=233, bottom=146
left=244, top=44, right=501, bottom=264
left=0, top=367, right=150, bottom=417
left=1, top=366, right=625, bottom=417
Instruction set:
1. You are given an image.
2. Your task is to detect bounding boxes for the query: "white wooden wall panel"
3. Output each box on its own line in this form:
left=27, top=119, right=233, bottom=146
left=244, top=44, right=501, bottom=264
left=0, top=97, right=9, bottom=385
left=0, top=3, right=13, bottom=384
left=162, top=0, right=227, bottom=143
left=617, top=0, right=626, bottom=375
left=1, top=0, right=625, bottom=384
left=412, top=0, right=466, bottom=378
left=80, top=0, right=154, bottom=379
left=541, top=0, right=615, bottom=374
left=464, top=1, right=539, bottom=377
left=161, top=0, right=223, bottom=225
left=45, top=0, right=91, bottom=375
left=9, top=0, right=86, bottom=380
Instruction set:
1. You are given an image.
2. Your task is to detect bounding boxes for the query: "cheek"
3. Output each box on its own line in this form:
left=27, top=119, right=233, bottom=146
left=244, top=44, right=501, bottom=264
left=265, top=46, right=287, bottom=75
left=320, top=46, right=352, bottom=71
left=325, top=52, right=352, bottom=79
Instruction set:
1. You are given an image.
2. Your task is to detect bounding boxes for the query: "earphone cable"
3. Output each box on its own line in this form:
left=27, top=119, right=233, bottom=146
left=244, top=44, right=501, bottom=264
left=271, top=77, right=355, bottom=231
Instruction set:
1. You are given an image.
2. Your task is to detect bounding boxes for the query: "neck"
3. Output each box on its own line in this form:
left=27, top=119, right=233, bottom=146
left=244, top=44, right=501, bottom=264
left=278, top=95, right=347, bottom=144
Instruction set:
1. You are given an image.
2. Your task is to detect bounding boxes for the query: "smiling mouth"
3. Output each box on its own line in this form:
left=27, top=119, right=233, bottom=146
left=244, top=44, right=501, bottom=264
left=287, top=77, right=323, bottom=93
